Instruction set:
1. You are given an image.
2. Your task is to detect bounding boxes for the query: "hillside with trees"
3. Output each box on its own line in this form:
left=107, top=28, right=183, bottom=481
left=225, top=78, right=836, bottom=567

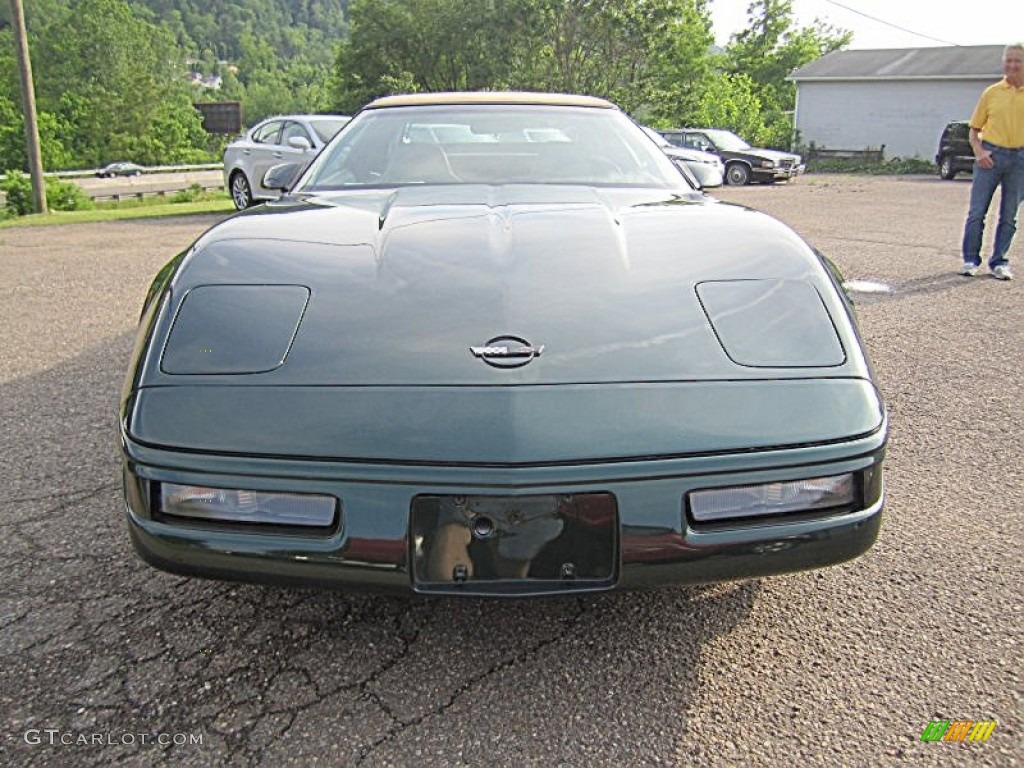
left=0, top=0, right=849, bottom=174
left=131, top=0, right=349, bottom=62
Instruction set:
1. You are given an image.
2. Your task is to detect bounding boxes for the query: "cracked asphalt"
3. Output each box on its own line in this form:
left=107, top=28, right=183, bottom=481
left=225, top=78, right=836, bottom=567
left=1, top=175, right=1021, bottom=767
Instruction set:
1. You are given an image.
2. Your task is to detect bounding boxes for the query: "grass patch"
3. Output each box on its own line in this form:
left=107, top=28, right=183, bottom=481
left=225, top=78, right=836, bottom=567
left=1, top=196, right=235, bottom=228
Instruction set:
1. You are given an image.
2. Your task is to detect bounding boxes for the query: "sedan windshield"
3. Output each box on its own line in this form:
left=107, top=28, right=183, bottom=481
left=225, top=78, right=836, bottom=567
left=704, top=130, right=751, bottom=151
left=297, top=105, right=693, bottom=191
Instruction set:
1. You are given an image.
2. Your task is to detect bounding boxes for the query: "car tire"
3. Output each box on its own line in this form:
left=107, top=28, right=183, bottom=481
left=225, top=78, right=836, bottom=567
left=230, top=172, right=254, bottom=210
left=725, top=163, right=750, bottom=186
left=938, top=155, right=956, bottom=180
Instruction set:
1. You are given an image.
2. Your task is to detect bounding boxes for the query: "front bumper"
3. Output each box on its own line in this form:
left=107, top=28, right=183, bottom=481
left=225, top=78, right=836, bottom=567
left=755, top=164, right=804, bottom=182
left=122, top=430, right=885, bottom=597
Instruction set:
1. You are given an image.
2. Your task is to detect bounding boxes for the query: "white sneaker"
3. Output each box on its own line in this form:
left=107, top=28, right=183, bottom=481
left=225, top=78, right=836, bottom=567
left=959, top=263, right=979, bottom=276
left=991, top=264, right=1014, bottom=280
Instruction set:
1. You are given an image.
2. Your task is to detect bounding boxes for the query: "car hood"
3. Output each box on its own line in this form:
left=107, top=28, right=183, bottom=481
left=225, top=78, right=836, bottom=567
left=662, top=147, right=722, bottom=165
left=125, top=185, right=884, bottom=462
left=142, top=185, right=864, bottom=388
left=740, top=147, right=801, bottom=163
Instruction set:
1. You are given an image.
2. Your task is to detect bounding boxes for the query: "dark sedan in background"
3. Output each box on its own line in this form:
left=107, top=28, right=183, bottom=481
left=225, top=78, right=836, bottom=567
left=96, top=161, right=144, bottom=177
left=660, top=128, right=804, bottom=186
left=121, top=92, right=886, bottom=597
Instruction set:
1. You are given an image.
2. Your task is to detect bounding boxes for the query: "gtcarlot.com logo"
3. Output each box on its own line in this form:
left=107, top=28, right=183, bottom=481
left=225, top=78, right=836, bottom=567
left=920, top=720, right=997, bottom=742
left=24, top=730, right=203, bottom=747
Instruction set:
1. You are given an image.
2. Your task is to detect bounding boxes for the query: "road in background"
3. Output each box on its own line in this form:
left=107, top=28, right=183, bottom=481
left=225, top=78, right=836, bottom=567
left=0, top=175, right=1020, bottom=766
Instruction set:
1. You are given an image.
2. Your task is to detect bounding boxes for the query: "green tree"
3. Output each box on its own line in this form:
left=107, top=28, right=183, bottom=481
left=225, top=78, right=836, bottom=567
left=234, top=30, right=337, bottom=123
left=511, top=0, right=714, bottom=115
left=29, top=0, right=209, bottom=166
left=0, top=94, right=28, bottom=170
left=0, top=94, right=73, bottom=172
left=632, top=0, right=716, bottom=125
left=334, top=0, right=715, bottom=116
left=334, top=0, right=511, bottom=113
left=130, top=1, right=350, bottom=125
left=1, top=0, right=210, bottom=168
left=725, top=0, right=850, bottom=147
left=684, top=72, right=767, bottom=139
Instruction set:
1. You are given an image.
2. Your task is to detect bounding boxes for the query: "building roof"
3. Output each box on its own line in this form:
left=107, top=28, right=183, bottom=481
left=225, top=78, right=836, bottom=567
left=789, top=44, right=1005, bottom=81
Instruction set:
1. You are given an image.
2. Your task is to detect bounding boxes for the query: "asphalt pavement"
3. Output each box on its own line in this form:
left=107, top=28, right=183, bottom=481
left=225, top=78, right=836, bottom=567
left=0, top=175, right=1020, bottom=767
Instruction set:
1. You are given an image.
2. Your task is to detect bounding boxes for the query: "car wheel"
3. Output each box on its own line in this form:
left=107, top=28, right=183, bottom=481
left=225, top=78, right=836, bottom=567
left=938, top=155, right=956, bottom=180
left=133, top=170, right=142, bottom=177
left=230, top=172, right=254, bottom=210
left=725, top=163, right=750, bottom=186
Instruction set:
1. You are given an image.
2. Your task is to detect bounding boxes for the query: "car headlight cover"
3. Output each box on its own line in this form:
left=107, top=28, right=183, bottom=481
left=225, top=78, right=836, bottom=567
left=760, top=160, right=776, bottom=168
left=689, top=473, right=855, bottom=522
left=160, top=483, right=337, bottom=528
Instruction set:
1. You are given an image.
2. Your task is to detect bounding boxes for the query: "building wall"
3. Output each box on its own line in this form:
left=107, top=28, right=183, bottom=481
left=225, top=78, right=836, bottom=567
left=794, top=79, right=993, bottom=160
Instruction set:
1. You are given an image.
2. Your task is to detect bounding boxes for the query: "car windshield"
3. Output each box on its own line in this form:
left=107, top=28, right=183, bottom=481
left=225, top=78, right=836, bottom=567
left=309, top=118, right=350, bottom=143
left=298, top=104, right=693, bottom=190
left=703, top=130, right=751, bottom=151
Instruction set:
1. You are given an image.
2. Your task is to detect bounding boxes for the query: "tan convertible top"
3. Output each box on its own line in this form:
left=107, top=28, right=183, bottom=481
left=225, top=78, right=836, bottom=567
left=364, top=91, right=617, bottom=109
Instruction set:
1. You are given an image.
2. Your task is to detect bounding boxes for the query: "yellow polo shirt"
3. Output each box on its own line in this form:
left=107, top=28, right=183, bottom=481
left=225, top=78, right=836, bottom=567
left=971, top=79, right=1024, bottom=148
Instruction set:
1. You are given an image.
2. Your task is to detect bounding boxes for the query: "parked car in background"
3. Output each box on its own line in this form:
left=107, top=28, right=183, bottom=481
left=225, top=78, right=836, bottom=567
left=935, top=120, right=974, bottom=180
left=121, top=91, right=887, bottom=597
left=96, top=161, right=144, bottom=178
left=223, top=114, right=350, bottom=210
left=659, top=128, right=803, bottom=186
left=640, top=126, right=724, bottom=188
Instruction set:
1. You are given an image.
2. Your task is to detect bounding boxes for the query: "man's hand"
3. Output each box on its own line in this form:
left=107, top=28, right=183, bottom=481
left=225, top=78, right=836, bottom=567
left=969, top=127, right=995, bottom=169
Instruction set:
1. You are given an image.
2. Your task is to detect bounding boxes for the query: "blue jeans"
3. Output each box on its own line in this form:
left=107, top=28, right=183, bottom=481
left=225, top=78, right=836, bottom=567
left=962, top=142, right=1024, bottom=268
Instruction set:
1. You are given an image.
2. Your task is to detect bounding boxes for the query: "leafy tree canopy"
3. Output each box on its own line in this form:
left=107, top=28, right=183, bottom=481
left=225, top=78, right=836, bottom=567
left=42, top=0, right=207, bottom=166
left=0, top=0, right=852, bottom=173
left=725, top=0, right=851, bottom=145
left=334, top=0, right=716, bottom=117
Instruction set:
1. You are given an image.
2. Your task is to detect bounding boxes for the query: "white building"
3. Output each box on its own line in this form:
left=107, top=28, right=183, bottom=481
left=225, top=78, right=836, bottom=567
left=789, top=45, right=1005, bottom=161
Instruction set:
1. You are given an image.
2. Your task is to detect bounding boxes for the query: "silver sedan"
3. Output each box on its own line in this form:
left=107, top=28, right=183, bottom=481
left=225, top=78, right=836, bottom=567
left=640, top=126, right=724, bottom=188
left=223, top=114, right=350, bottom=210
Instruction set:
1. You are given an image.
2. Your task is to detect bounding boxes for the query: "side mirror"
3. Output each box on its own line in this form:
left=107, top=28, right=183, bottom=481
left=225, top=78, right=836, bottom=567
left=263, top=162, right=302, bottom=192
left=287, top=136, right=312, bottom=151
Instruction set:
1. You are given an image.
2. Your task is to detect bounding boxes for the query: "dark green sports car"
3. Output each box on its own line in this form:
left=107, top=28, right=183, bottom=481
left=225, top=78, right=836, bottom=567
left=120, top=92, right=887, bottom=597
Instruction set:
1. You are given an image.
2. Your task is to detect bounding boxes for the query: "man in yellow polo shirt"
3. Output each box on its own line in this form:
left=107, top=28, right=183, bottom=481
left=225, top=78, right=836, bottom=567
left=960, top=43, right=1024, bottom=280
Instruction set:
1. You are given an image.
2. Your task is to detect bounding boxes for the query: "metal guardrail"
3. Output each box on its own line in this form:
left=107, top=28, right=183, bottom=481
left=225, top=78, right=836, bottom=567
left=84, top=180, right=225, bottom=203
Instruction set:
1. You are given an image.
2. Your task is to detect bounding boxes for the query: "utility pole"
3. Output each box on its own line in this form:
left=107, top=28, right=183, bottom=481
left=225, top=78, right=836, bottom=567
left=8, top=0, right=47, bottom=214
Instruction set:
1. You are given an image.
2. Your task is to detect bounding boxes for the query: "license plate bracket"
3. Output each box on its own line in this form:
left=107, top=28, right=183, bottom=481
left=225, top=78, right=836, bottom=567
left=411, top=493, right=617, bottom=593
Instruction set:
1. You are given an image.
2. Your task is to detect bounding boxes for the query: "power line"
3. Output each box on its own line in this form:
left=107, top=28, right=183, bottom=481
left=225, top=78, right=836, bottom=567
left=823, top=0, right=962, bottom=46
